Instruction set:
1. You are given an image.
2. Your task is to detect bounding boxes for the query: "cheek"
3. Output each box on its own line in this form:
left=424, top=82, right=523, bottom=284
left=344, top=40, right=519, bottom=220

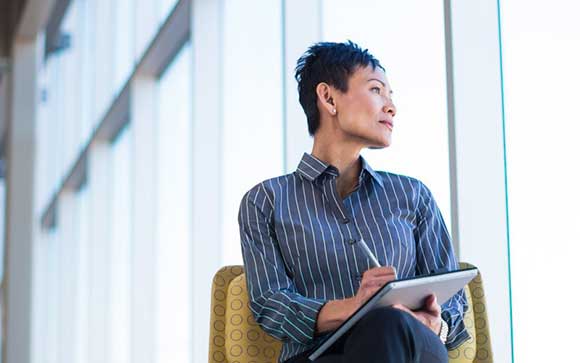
left=343, top=96, right=377, bottom=121
left=358, top=95, right=381, bottom=116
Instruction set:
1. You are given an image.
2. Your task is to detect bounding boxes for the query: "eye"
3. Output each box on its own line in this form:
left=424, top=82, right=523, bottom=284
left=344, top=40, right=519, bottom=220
left=371, top=87, right=381, bottom=94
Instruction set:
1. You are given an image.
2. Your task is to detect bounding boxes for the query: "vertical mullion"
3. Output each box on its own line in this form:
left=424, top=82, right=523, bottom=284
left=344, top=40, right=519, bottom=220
left=57, top=192, right=79, bottom=363
left=443, top=0, right=461, bottom=256
left=447, top=1, right=512, bottom=361
left=190, top=0, right=222, bottom=360
left=282, top=0, right=322, bottom=171
left=5, top=37, right=41, bottom=363
left=87, top=142, right=113, bottom=363
left=130, top=77, right=158, bottom=363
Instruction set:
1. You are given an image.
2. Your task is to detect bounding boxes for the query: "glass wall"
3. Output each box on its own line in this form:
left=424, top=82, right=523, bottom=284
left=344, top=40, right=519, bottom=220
left=500, top=0, right=580, bottom=361
left=158, top=0, right=179, bottom=23
left=32, top=0, right=194, bottom=362
left=221, top=0, right=284, bottom=265
left=155, top=42, right=192, bottom=363
left=110, top=126, right=133, bottom=363
left=322, top=0, right=452, bottom=226
left=45, top=231, right=60, bottom=363
left=113, top=0, right=135, bottom=91
left=26, top=0, right=570, bottom=362
left=30, top=1, right=456, bottom=361
left=74, top=187, right=90, bottom=363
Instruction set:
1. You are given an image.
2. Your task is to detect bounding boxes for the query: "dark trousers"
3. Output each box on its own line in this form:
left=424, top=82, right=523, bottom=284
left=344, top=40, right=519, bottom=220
left=285, top=307, right=448, bottom=363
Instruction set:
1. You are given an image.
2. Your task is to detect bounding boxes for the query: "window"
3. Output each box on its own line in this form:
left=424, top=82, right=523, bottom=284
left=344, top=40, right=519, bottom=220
left=155, top=42, right=192, bottom=363
left=92, top=0, right=116, bottom=119
left=80, top=0, right=96, bottom=141
left=46, top=230, right=61, bottom=363
left=113, top=0, right=135, bottom=91
left=222, top=0, right=284, bottom=265
left=500, top=1, right=580, bottom=361
left=110, top=126, right=133, bottom=363
left=158, top=0, right=178, bottom=24
left=60, top=0, right=82, bottom=173
left=75, top=186, right=90, bottom=363
left=322, top=0, right=452, bottom=226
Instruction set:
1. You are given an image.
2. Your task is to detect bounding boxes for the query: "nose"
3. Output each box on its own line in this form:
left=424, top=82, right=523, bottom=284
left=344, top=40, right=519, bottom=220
left=382, top=98, right=396, bottom=117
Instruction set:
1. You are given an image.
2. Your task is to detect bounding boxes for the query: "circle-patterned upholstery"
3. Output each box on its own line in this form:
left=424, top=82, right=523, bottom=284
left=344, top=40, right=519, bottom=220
left=225, top=275, right=282, bottom=363
left=456, top=262, right=493, bottom=363
left=208, top=263, right=492, bottom=363
left=209, top=266, right=282, bottom=363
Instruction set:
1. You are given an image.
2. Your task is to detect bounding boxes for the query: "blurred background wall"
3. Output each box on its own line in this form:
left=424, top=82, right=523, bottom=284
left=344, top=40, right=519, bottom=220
left=0, top=1, right=578, bottom=363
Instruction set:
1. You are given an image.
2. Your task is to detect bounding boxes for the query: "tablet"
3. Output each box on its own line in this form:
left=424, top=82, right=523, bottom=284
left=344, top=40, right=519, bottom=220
left=308, top=267, right=478, bottom=361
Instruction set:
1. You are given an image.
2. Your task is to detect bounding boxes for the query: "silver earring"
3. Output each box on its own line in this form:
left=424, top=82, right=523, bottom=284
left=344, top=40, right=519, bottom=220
left=332, top=108, right=336, bottom=114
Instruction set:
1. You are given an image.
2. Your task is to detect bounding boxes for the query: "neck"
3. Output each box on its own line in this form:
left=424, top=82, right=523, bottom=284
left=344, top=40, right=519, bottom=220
left=311, top=136, right=363, bottom=199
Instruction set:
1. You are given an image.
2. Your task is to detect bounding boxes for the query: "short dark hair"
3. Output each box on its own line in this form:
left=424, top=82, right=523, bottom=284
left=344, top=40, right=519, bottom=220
left=294, top=41, right=384, bottom=135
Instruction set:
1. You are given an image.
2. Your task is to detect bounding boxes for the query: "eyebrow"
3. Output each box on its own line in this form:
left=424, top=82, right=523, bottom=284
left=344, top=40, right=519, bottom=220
left=367, top=78, right=394, bottom=94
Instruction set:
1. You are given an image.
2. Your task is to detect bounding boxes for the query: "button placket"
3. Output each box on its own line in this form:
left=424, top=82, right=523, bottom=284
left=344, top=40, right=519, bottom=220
left=322, top=177, right=349, bottom=222
left=323, top=174, right=367, bottom=285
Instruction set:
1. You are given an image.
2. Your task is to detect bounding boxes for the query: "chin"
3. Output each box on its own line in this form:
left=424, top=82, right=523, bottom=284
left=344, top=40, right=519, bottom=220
left=368, top=141, right=391, bottom=150
left=371, top=137, right=392, bottom=149
left=352, top=131, right=391, bottom=149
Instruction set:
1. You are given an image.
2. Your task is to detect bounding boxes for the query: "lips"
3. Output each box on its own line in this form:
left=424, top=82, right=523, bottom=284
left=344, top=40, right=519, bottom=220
left=379, top=120, right=394, bottom=130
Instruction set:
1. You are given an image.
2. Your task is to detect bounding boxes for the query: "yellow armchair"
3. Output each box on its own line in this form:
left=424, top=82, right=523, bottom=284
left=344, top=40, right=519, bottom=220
left=208, top=262, right=492, bottom=363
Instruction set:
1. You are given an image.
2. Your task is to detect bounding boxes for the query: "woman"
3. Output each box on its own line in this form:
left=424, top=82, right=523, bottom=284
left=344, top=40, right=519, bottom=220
left=238, top=41, right=469, bottom=363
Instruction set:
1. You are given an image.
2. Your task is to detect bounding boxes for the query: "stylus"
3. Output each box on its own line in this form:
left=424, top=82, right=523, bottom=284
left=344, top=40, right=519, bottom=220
left=358, top=238, right=381, bottom=268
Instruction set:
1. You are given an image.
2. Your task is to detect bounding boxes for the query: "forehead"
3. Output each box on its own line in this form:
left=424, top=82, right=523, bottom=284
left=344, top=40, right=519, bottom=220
left=349, top=65, right=390, bottom=88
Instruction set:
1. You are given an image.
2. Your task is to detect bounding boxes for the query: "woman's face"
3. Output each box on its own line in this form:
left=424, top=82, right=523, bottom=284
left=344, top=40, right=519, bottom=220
left=333, top=65, right=396, bottom=148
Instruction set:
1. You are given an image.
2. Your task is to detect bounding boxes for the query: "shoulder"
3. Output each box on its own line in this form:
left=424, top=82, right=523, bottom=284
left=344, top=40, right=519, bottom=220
left=374, top=170, right=426, bottom=193
left=239, top=173, right=295, bottom=211
left=373, top=170, right=435, bottom=210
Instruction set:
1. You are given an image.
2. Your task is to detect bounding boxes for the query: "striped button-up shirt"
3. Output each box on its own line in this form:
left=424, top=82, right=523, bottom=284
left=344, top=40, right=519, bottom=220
left=239, top=153, right=470, bottom=362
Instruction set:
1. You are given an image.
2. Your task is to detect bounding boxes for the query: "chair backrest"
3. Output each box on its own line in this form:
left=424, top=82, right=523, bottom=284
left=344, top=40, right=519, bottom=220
left=208, top=263, right=492, bottom=363
left=208, top=266, right=282, bottom=363
left=455, top=262, right=493, bottom=363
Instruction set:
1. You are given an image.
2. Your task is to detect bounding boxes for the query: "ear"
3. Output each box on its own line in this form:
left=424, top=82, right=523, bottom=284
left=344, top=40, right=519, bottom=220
left=315, top=82, right=337, bottom=116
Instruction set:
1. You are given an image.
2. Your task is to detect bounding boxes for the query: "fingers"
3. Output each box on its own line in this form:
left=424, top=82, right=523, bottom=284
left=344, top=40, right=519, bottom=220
left=359, top=266, right=396, bottom=289
left=364, top=266, right=397, bottom=278
left=423, top=294, right=441, bottom=315
left=364, top=285, right=383, bottom=299
left=360, top=281, right=383, bottom=292
left=361, top=267, right=397, bottom=286
left=355, top=266, right=399, bottom=308
left=360, top=275, right=389, bottom=287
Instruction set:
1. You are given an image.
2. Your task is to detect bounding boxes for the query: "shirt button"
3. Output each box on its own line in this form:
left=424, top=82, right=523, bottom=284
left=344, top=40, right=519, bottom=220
left=342, top=218, right=350, bottom=224
left=347, top=238, right=357, bottom=245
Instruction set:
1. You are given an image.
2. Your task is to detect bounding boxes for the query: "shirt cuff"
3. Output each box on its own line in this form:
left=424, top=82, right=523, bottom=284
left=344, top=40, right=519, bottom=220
left=286, top=297, right=326, bottom=344
left=442, top=310, right=471, bottom=350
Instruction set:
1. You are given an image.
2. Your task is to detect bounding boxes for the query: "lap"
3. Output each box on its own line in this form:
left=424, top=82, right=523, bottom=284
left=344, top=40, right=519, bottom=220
left=286, top=307, right=447, bottom=363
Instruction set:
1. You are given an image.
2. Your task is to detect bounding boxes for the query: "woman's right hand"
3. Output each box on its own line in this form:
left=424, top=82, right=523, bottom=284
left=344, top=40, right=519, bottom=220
left=315, top=266, right=397, bottom=333
left=352, top=266, right=397, bottom=310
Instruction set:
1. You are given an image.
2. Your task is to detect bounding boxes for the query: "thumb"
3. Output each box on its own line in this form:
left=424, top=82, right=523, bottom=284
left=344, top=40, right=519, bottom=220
left=424, top=294, right=440, bottom=314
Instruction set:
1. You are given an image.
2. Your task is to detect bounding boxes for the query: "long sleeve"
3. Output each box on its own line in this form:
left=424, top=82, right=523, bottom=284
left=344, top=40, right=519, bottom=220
left=238, top=186, right=326, bottom=345
left=414, top=181, right=471, bottom=350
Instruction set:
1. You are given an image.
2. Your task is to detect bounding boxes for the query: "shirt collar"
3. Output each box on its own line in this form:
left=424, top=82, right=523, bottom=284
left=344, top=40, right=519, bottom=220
left=360, top=155, right=384, bottom=186
left=296, top=153, right=384, bottom=187
left=296, top=153, right=335, bottom=181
